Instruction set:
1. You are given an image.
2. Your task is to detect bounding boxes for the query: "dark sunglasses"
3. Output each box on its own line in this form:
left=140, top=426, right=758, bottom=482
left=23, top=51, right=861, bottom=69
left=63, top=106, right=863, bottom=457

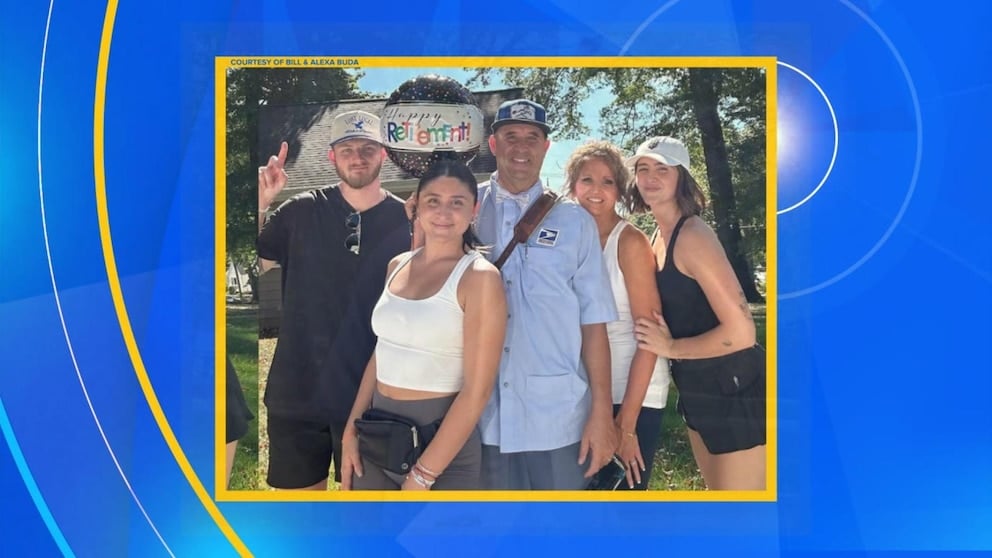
left=345, top=211, right=361, bottom=255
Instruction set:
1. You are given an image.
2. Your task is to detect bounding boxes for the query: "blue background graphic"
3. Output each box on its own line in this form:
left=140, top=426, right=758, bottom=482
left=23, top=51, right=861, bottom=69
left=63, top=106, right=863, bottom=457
left=1, top=0, right=990, bottom=555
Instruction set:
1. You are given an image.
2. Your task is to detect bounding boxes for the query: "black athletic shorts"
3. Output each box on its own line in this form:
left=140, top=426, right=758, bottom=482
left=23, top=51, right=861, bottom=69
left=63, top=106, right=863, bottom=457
left=267, top=415, right=345, bottom=488
left=670, top=346, right=766, bottom=455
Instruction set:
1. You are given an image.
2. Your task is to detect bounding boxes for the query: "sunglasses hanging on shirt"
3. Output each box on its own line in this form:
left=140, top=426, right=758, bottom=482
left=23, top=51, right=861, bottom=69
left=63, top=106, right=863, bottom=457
left=345, top=211, right=361, bottom=255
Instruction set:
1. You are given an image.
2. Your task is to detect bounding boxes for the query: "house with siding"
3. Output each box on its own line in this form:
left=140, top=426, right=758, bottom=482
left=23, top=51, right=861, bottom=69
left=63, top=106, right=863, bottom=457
left=256, top=87, right=523, bottom=333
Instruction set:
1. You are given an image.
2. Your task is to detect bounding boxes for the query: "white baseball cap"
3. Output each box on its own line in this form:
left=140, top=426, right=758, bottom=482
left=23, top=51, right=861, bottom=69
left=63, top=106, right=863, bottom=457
left=625, top=136, right=690, bottom=169
left=330, top=110, right=383, bottom=146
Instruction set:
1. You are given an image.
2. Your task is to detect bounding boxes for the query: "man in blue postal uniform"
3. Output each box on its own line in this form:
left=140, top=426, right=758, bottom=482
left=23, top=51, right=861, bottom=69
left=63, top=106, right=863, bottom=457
left=257, top=110, right=410, bottom=490
left=475, top=99, right=619, bottom=489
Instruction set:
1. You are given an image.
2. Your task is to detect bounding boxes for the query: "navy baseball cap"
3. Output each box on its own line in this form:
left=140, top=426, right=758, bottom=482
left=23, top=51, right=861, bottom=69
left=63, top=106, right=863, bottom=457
left=491, top=99, right=551, bottom=135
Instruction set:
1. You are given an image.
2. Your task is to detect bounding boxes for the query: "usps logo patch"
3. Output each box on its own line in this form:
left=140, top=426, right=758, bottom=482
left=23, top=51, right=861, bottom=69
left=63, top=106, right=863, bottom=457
left=536, top=228, right=559, bottom=247
left=510, top=103, right=536, bottom=120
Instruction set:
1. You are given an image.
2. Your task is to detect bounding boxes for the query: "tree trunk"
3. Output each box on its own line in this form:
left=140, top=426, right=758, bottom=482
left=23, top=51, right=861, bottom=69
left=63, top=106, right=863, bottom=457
left=687, top=69, right=764, bottom=303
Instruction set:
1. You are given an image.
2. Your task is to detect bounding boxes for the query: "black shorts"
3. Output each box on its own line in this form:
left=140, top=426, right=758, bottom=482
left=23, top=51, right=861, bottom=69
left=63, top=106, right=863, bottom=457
left=266, top=414, right=345, bottom=488
left=671, top=346, right=766, bottom=455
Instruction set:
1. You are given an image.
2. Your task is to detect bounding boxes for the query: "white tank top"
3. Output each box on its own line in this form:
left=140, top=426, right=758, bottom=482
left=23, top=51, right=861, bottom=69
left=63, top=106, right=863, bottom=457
left=371, top=249, right=482, bottom=393
left=604, top=221, right=671, bottom=408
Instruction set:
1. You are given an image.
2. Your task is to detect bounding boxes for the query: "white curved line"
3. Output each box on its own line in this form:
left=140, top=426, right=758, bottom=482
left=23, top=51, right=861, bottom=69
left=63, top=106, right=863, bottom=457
left=776, top=61, right=840, bottom=215
left=36, top=2, right=175, bottom=555
left=618, top=1, right=923, bottom=299
left=780, top=0, right=923, bottom=299
left=619, top=0, right=683, bottom=55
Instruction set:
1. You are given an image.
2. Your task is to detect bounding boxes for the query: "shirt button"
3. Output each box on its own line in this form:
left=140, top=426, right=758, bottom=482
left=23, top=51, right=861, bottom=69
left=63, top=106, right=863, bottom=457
left=503, top=382, right=510, bottom=388
left=504, top=221, right=511, bottom=226
left=506, top=280, right=512, bottom=286
left=507, top=313, right=511, bottom=319
left=503, top=347, right=510, bottom=353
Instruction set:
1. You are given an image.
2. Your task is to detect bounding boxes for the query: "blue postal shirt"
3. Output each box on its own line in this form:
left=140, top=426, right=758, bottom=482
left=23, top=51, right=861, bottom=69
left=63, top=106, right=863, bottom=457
left=475, top=174, right=618, bottom=453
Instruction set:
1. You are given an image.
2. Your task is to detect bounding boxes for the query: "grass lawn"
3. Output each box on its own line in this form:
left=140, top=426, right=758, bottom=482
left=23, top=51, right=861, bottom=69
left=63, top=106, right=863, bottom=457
left=754, top=302, right=767, bottom=348
left=231, top=302, right=767, bottom=492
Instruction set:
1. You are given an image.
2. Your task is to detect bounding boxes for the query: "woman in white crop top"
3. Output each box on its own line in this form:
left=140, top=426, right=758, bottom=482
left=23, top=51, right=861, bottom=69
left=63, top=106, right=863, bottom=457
left=565, top=141, right=671, bottom=490
left=340, top=160, right=507, bottom=491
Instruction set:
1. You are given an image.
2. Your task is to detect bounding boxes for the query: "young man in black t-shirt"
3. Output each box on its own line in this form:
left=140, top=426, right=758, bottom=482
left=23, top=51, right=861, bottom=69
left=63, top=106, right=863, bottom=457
left=256, top=110, right=410, bottom=490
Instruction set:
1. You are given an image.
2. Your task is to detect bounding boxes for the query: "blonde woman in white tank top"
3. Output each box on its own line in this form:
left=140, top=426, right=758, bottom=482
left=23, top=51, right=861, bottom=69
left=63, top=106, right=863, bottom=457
left=340, top=161, right=507, bottom=491
left=565, top=141, right=671, bottom=490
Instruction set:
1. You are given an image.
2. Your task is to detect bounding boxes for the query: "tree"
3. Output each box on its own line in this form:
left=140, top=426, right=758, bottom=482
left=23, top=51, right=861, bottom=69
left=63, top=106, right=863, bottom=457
left=226, top=68, right=364, bottom=301
left=468, top=66, right=766, bottom=301
left=468, top=67, right=601, bottom=140
left=688, top=68, right=763, bottom=302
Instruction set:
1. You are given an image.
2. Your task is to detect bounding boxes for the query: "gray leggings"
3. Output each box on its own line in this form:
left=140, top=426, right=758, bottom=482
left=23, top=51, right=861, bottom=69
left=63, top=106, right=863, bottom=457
left=351, top=390, right=482, bottom=490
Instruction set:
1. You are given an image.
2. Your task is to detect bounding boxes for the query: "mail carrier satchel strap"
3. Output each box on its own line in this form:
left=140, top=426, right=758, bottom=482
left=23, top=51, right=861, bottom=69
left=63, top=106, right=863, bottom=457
left=492, top=191, right=559, bottom=270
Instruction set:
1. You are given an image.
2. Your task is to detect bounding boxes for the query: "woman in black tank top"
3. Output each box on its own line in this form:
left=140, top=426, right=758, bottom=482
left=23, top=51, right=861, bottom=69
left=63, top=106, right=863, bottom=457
left=626, top=136, right=766, bottom=491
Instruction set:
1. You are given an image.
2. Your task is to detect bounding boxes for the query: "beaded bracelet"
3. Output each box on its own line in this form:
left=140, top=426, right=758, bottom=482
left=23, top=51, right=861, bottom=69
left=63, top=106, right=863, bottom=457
left=416, top=460, right=441, bottom=478
left=413, top=465, right=436, bottom=482
left=408, top=469, right=435, bottom=489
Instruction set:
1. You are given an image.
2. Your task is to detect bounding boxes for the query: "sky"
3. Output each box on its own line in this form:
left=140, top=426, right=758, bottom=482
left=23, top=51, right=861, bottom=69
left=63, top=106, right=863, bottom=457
left=353, top=67, right=609, bottom=192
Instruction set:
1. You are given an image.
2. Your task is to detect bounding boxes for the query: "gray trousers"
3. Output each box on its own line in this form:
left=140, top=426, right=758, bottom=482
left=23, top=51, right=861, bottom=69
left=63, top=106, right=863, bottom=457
left=351, top=391, right=482, bottom=490
left=481, top=442, right=588, bottom=490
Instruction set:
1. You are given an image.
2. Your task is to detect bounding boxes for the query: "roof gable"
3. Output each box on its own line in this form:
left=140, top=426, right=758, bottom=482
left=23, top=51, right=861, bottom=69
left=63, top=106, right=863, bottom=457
left=257, top=88, right=523, bottom=204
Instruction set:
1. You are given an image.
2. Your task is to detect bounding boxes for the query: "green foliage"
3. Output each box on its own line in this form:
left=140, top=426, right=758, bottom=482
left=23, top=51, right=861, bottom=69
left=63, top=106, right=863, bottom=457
left=468, top=67, right=601, bottom=140
left=467, top=66, right=767, bottom=272
left=227, top=308, right=261, bottom=490
left=651, top=389, right=706, bottom=490
left=225, top=68, right=364, bottom=299
left=626, top=212, right=658, bottom=236
left=752, top=303, right=767, bottom=348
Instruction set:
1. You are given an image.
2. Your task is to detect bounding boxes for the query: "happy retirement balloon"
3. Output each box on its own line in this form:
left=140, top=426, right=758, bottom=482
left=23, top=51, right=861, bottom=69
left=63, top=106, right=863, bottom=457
left=380, top=74, right=484, bottom=177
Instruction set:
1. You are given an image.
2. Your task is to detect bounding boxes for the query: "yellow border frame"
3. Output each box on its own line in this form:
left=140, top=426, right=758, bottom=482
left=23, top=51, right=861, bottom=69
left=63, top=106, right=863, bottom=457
left=215, top=56, right=777, bottom=504
left=94, top=1, right=251, bottom=555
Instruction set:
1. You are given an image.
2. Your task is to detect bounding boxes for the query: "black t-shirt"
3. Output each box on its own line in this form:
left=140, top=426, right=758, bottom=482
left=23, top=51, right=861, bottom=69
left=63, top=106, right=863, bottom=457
left=257, top=186, right=410, bottom=423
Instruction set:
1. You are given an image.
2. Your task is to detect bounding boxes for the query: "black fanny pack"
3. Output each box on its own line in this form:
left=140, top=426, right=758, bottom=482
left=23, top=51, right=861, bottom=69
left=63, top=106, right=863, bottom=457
left=353, top=408, right=442, bottom=475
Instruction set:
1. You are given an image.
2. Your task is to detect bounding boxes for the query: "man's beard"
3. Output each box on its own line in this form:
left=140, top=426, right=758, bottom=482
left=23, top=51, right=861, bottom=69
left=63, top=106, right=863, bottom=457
left=337, top=160, right=383, bottom=189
